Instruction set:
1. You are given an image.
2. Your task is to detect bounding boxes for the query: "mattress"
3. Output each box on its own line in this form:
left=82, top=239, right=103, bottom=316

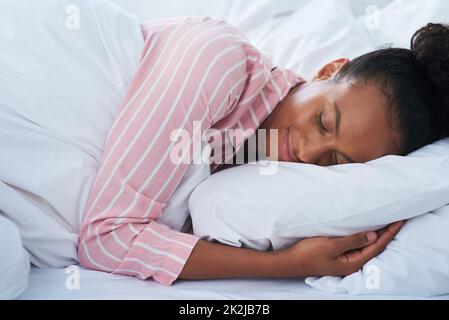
left=18, top=267, right=449, bottom=300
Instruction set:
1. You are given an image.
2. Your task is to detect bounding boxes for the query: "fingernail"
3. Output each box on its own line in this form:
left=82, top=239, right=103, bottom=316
left=390, top=221, right=404, bottom=231
left=367, top=232, right=377, bottom=242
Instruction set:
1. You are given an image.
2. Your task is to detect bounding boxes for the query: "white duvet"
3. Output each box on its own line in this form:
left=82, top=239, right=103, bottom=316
left=0, top=0, right=144, bottom=269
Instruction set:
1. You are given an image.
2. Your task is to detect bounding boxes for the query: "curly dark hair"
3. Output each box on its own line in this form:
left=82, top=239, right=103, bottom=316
left=335, top=23, right=449, bottom=155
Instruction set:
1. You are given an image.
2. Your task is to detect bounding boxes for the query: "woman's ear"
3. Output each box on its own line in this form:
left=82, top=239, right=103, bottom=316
left=314, top=58, right=350, bottom=81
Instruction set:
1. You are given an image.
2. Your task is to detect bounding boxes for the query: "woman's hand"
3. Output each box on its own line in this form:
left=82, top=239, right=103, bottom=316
left=180, top=221, right=403, bottom=281
left=275, top=221, right=404, bottom=278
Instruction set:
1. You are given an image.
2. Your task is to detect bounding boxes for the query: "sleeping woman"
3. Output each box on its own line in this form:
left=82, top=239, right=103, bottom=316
left=78, top=17, right=449, bottom=286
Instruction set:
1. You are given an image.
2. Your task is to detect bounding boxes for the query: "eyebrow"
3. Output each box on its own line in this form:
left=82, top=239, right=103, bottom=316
left=333, top=101, right=356, bottom=164
left=334, top=102, right=342, bottom=138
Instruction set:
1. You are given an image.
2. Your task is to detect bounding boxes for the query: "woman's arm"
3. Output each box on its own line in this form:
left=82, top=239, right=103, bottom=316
left=78, top=17, right=269, bottom=286
left=180, top=221, right=403, bottom=279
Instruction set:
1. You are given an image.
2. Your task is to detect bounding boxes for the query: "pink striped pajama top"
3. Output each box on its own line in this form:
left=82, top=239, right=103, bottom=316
left=78, top=16, right=304, bottom=286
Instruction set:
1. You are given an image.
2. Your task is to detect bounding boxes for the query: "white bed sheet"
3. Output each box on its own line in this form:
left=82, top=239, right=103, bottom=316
left=18, top=267, right=449, bottom=300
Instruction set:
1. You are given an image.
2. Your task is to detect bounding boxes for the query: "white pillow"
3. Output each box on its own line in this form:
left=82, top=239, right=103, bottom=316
left=347, top=0, right=392, bottom=17
left=189, top=139, right=449, bottom=296
left=244, top=0, right=374, bottom=79
left=189, top=138, right=449, bottom=297
left=107, top=0, right=302, bottom=34
left=108, top=0, right=377, bottom=80
left=189, top=138, right=449, bottom=250
left=0, top=0, right=143, bottom=267
left=359, top=0, right=449, bottom=49
left=306, top=204, right=449, bottom=297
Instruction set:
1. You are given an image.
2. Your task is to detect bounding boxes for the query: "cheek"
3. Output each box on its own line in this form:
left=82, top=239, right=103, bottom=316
left=287, top=101, right=317, bottom=131
left=341, top=114, right=396, bottom=162
left=278, top=84, right=328, bottom=130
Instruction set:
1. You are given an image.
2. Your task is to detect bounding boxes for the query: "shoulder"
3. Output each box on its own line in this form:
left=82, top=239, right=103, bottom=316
left=141, top=16, right=249, bottom=46
left=141, top=16, right=251, bottom=63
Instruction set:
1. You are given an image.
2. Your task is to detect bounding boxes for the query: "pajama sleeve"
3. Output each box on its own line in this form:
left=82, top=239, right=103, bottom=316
left=77, top=16, right=277, bottom=286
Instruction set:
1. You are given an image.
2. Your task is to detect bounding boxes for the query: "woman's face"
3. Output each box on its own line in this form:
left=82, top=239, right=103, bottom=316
left=261, top=59, right=401, bottom=166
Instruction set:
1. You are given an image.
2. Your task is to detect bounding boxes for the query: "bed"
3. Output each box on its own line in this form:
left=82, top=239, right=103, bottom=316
left=4, top=0, right=449, bottom=300
left=19, top=267, right=449, bottom=300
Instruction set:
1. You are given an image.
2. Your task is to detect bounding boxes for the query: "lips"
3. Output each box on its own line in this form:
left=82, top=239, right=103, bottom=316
left=280, top=128, right=296, bottom=162
left=286, top=130, right=298, bottom=162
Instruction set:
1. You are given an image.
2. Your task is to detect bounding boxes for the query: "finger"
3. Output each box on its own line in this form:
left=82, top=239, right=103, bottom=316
left=375, top=223, right=394, bottom=238
left=337, top=249, right=364, bottom=265
left=348, top=221, right=404, bottom=266
left=334, top=230, right=379, bottom=255
left=376, top=221, right=404, bottom=240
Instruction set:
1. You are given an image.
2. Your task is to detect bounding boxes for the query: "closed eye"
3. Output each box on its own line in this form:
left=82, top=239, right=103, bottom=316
left=316, top=109, right=328, bottom=133
left=334, top=151, right=354, bottom=165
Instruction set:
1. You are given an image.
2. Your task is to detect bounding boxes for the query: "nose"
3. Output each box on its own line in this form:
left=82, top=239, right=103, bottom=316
left=297, top=135, right=333, bottom=166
